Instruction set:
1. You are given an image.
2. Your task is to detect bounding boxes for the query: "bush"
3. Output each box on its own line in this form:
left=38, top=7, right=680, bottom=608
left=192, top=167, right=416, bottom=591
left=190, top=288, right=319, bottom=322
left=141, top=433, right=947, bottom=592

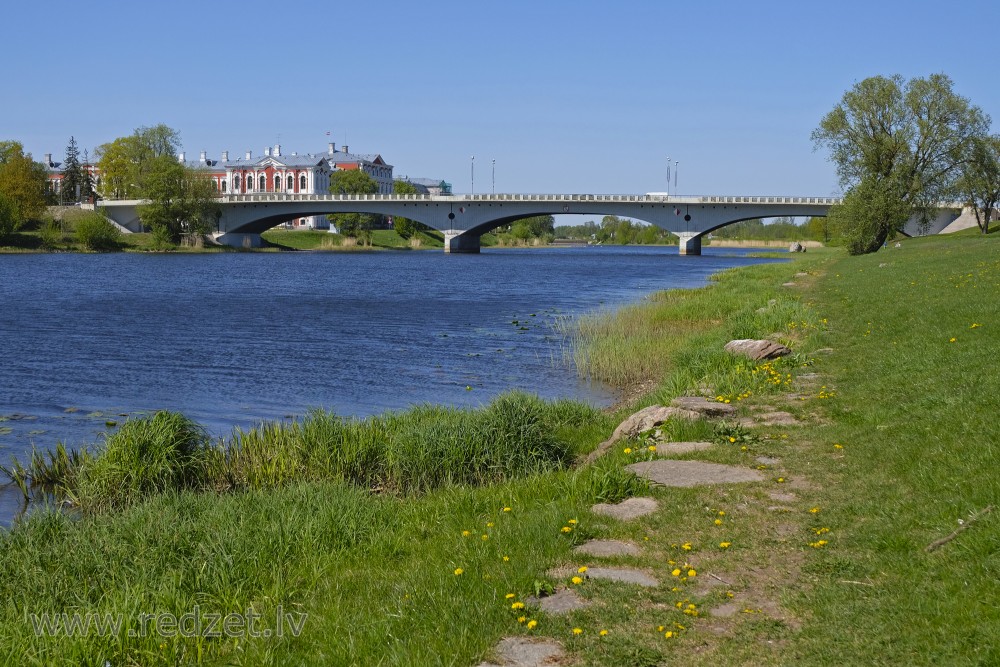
left=75, top=211, right=122, bottom=250
left=0, top=191, right=23, bottom=241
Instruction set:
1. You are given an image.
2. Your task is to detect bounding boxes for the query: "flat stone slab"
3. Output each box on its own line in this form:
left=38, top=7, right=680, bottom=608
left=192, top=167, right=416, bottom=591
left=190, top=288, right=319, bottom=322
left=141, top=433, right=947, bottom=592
left=527, top=588, right=590, bottom=615
left=476, top=638, right=564, bottom=667
left=591, top=497, right=658, bottom=521
left=654, top=441, right=714, bottom=455
left=628, top=460, right=765, bottom=487
left=573, top=539, right=642, bottom=558
left=754, top=411, right=800, bottom=426
left=755, top=456, right=781, bottom=466
left=768, top=491, right=797, bottom=503
left=670, top=396, right=737, bottom=417
left=585, top=566, right=658, bottom=587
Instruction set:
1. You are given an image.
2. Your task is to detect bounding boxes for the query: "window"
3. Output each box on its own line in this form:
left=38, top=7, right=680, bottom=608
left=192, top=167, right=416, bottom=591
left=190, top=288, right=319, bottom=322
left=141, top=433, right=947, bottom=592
left=275, top=175, right=281, bottom=191
left=300, top=175, right=307, bottom=190
left=287, top=175, right=293, bottom=190
left=221, top=180, right=227, bottom=193
left=259, top=175, right=266, bottom=191
left=246, top=175, right=253, bottom=191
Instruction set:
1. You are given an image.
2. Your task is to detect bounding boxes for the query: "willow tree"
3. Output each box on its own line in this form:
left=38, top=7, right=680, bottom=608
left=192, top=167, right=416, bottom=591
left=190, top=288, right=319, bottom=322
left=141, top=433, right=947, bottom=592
left=957, top=135, right=1000, bottom=234
left=813, top=74, right=989, bottom=254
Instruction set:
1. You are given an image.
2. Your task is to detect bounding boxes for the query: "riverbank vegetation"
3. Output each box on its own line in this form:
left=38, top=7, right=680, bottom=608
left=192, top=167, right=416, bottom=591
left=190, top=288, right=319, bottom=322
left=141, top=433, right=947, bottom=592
left=1, top=232, right=997, bottom=664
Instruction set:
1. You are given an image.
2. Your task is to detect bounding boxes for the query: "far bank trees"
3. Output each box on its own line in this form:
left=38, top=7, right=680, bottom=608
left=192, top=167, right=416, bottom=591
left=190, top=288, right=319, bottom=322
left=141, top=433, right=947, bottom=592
left=328, top=170, right=380, bottom=244
left=813, top=74, right=990, bottom=254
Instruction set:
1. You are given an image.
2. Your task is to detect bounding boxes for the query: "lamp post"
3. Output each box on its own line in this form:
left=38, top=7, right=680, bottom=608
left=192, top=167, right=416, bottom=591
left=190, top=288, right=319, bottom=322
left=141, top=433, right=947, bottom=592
left=666, top=156, right=671, bottom=196
left=492, top=159, right=495, bottom=195
left=471, top=155, right=475, bottom=194
left=674, top=161, right=679, bottom=196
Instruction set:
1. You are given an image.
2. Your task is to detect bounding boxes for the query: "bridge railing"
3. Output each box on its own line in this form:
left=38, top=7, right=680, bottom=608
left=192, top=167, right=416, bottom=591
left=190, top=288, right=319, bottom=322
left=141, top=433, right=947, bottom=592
left=216, top=193, right=844, bottom=205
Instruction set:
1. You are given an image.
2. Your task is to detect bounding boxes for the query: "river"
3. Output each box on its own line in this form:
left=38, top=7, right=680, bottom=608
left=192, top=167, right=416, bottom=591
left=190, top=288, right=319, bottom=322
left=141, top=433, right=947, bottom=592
left=0, top=245, right=779, bottom=523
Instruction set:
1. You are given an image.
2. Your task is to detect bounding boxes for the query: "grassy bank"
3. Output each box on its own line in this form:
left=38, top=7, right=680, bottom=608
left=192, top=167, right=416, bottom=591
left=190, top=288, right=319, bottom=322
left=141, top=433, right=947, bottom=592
left=261, top=228, right=444, bottom=251
left=1, top=234, right=996, bottom=664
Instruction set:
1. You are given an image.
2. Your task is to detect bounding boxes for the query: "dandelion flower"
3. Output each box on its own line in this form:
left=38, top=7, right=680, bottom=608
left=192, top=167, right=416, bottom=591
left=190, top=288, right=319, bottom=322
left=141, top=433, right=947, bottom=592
left=664, top=631, right=674, bottom=638
left=526, top=620, right=537, bottom=630
left=486, top=522, right=494, bottom=528
left=511, top=601, right=525, bottom=610
left=502, top=507, right=512, bottom=512
left=718, top=511, right=726, bottom=516
left=505, top=593, right=515, bottom=599
left=729, top=437, right=736, bottom=443
left=568, top=519, right=578, bottom=525
left=572, top=628, right=583, bottom=635
left=462, top=530, right=471, bottom=537
left=648, top=445, right=657, bottom=452
left=714, top=519, right=723, bottom=526
left=482, top=534, right=489, bottom=540
left=809, top=507, right=820, bottom=514
left=454, top=568, right=464, bottom=576
left=623, top=447, right=632, bottom=454
left=949, top=337, right=957, bottom=343
left=502, top=556, right=510, bottom=562
left=657, top=625, right=665, bottom=632
left=578, top=566, right=588, bottom=574
left=834, top=443, right=843, bottom=449
left=600, top=629, right=608, bottom=637
left=671, top=568, right=681, bottom=577
left=561, top=526, right=572, bottom=533
left=681, top=542, right=692, bottom=551
left=777, top=477, right=786, bottom=483
left=687, top=569, right=697, bottom=577
left=720, top=542, right=731, bottom=549
left=571, top=576, right=583, bottom=585
left=517, top=615, right=526, bottom=623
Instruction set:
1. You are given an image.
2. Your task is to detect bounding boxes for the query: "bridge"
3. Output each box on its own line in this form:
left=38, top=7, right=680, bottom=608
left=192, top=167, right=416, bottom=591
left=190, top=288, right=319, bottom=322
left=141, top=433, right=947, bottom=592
left=93, top=193, right=962, bottom=254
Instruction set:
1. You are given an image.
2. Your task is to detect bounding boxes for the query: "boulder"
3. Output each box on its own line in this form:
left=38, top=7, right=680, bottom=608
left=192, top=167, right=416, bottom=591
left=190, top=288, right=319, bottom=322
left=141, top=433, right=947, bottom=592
left=669, top=396, right=737, bottom=417
left=724, top=339, right=792, bottom=361
left=789, top=242, right=804, bottom=252
left=609, top=405, right=700, bottom=442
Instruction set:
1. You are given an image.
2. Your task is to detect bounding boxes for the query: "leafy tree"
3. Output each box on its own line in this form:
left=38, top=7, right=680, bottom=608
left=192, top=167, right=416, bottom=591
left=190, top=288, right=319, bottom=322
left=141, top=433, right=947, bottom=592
left=812, top=74, right=990, bottom=254
left=137, top=155, right=220, bottom=243
left=61, top=136, right=84, bottom=204
left=392, top=179, right=424, bottom=238
left=0, top=140, right=49, bottom=223
left=0, top=191, right=22, bottom=241
left=95, top=124, right=182, bottom=199
left=328, top=170, right=379, bottom=243
left=957, top=134, right=1000, bottom=234
left=80, top=149, right=95, bottom=202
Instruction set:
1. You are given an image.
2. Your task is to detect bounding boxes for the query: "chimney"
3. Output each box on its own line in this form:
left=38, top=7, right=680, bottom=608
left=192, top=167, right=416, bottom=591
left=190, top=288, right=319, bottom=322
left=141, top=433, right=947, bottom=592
left=44, top=153, right=52, bottom=166
left=221, top=150, right=229, bottom=161
left=342, top=145, right=349, bottom=155
left=199, top=150, right=207, bottom=163
left=265, top=147, right=271, bottom=157
left=246, top=150, right=252, bottom=160
left=274, top=144, right=281, bottom=157
left=328, top=142, right=335, bottom=155
left=178, top=152, right=186, bottom=163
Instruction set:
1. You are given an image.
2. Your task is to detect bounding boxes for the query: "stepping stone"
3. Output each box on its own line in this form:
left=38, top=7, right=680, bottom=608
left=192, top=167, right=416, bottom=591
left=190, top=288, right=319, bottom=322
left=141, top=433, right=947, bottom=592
left=755, top=456, right=780, bottom=466
left=782, top=281, right=797, bottom=287
left=670, top=396, right=737, bottom=417
left=627, top=460, right=764, bottom=488
left=585, top=566, right=658, bottom=587
left=591, top=497, right=658, bottom=521
left=768, top=491, right=796, bottom=503
left=476, top=638, right=564, bottom=667
left=712, top=601, right=741, bottom=618
left=574, top=539, right=641, bottom=558
left=527, top=588, right=590, bottom=615
left=654, top=441, right=714, bottom=455
left=754, top=411, right=800, bottom=426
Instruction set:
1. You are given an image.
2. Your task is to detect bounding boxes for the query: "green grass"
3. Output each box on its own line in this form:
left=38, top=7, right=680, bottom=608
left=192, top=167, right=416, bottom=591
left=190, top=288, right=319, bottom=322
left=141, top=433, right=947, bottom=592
left=261, top=228, right=444, bottom=251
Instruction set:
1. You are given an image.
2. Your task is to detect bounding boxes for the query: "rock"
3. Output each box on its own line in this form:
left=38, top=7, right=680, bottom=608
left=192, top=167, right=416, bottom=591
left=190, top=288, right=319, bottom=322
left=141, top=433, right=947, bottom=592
left=628, top=460, right=765, bottom=488
left=584, top=566, right=658, bottom=587
left=789, top=242, right=803, bottom=252
left=755, top=456, right=781, bottom=466
left=753, top=411, right=800, bottom=426
left=653, top=441, right=714, bottom=455
left=476, top=638, right=565, bottom=667
left=782, top=281, right=798, bottom=287
left=526, top=588, right=590, bottom=615
left=610, top=405, right=701, bottom=442
left=591, top=497, right=658, bottom=521
left=574, top=539, right=642, bottom=558
left=670, top=396, right=737, bottom=417
left=794, top=272, right=809, bottom=277
left=723, top=339, right=792, bottom=361
left=768, top=492, right=796, bottom=503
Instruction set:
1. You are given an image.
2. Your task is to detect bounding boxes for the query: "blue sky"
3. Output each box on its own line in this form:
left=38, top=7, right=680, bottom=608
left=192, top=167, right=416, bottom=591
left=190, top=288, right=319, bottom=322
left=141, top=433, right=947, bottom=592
left=5, top=0, right=998, bottom=198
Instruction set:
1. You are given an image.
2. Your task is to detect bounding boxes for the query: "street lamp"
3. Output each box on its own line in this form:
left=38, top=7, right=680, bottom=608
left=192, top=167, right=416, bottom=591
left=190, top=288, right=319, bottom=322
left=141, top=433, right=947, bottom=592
left=666, top=156, right=671, bottom=196
left=674, top=161, right=679, bottom=196
left=492, top=159, right=495, bottom=195
left=471, top=155, right=475, bottom=194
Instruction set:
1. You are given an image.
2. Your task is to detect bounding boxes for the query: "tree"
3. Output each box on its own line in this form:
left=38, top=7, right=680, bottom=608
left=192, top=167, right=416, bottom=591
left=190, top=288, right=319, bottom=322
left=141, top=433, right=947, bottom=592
left=328, top=169, right=379, bottom=243
left=95, top=124, right=182, bottom=199
left=828, top=175, right=911, bottom=255
left=812, top=74, right=990, bottom=253
left=75, top=211, right=123, bottom=250
left=0, top=191, right=22, bottom=241
left=61, top=136, right=84, bottom=204
left=0, top=140, right=49, bottom=223
left=957, top=134, right=1000, bottom=234
left=137, top=155, right=220, bottom=243
left=392, top=179, right=424, bottom=238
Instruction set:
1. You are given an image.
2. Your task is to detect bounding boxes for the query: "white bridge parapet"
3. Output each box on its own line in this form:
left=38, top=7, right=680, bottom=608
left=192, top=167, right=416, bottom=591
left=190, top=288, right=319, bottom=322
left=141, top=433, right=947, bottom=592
left=93, top=193, right=962, bottom=254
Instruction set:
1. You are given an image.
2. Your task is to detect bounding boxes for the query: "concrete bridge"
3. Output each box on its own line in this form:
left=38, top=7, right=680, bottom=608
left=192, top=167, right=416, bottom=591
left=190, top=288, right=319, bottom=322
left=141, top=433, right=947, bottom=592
left=93, top=193, right=962, bottom=254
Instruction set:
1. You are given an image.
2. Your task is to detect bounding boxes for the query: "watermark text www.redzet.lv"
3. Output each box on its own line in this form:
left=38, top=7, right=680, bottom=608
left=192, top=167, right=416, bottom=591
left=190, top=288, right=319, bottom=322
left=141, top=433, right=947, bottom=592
left=29, top=606, right=307, bottom=638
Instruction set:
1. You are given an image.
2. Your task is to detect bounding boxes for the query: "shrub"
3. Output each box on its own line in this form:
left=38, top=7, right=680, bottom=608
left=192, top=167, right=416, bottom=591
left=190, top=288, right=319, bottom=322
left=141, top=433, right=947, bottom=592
left=75, top=211, right=122, bottom=250
left=0, top=191, right=23, bottom=241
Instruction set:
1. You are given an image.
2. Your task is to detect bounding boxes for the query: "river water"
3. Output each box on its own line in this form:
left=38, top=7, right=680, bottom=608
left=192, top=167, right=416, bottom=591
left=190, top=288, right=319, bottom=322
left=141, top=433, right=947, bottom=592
left=0, top=245, right=778, bottom=523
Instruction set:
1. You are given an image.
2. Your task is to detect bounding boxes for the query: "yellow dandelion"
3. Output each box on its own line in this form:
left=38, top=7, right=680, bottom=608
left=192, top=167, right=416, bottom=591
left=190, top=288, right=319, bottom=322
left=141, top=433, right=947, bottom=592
left=623, top=447, right=632, bottom=454
left=511, top=601, right=525, bottom=610
left=714, top=519, right=723, bottom=526
left=486, top=522, right=494, bottom=528
left=599, top=629, right=608, bottom=637
left=776, top=477, right=785, bottom=483
left=561, top=526, right=572, bottom=533
left=949, top=337, right=957, bottom=343
left=657, top=625, right=665, bottom=632
left=718, top=511, right=726, bottom=516
left=461, top=530, right=471, bottom=537
left=671, top=568, right=681, bottom=577
left=665, top=631, right=674, bottom=638
left=517, top=615, right=527, bottom=623
left=526, top=620, right=537, bottom=630
left=687, top=569, right=697, bottom=577
left=720, top=542, right=731, bottom=549
left=809, top=507, right=821, bottom=514
left=502, top=506, right=512, bottom=512
left=571, top=576, right=583, bottom=585
left=648, top=445, right=657, bottom=452
left=578, top=566, right=588, bottom=573
left=481, top=534, right=489, bottom=540
left=453, top=568, right=464, bottom=576
left=681, top=542, right=692, bottom=551
left=505, top=593, right=515, bottom=599
left=568, top=519, right=578, bottom=525
left=502, top=555, right=510, bottom=562
left=572, top=628, right=583, bottom=636
left=729, top=437, right=736, bottom=443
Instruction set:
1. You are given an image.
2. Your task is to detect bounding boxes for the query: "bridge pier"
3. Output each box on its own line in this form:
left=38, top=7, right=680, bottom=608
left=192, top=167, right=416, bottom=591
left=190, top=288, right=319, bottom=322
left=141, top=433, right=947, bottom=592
left=444, top=231, right=481, bottom=254
left=675, top=232, right=702, bottom=256
left=214, top=232, right=264, bottom=248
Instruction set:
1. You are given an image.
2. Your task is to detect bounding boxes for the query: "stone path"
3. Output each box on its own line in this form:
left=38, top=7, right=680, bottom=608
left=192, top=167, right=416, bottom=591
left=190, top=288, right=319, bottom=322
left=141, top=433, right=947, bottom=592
left=652, top=441, right=714, bottom=455
left=573, top=539, right=641, bottom=557
left=591, top=496, right=658, bottom=521
left=527, top=588, right=590, bottom=615
left=475, top=638, right=564, bottom=667
left=627, top=459, right=765, bottom=487
left=583, top=566, right=658, bottom=587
